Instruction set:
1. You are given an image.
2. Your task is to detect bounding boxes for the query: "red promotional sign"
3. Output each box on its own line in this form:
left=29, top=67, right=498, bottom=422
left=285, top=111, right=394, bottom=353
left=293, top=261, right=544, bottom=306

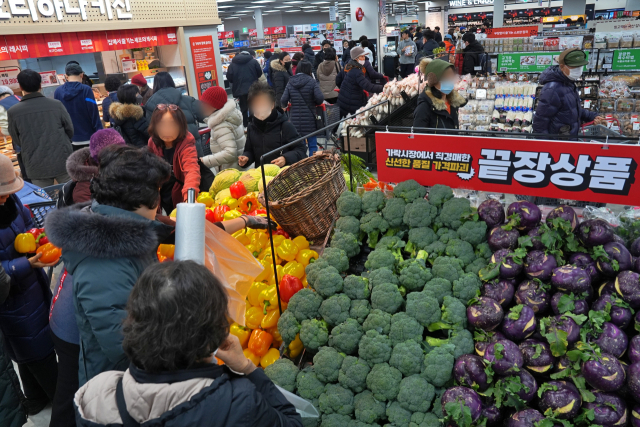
left=25, top=33, right=68, bottom=57
left=157, top=28, right=178, bottom=45
left=0, top=38, right=11, bottom=61
left=375, top=133, right=640, bottom=205
left=486, top=26, right=539, bottom=38
left=218, top=31, right=235, bottom=40
left=4, top=34, right=30, bottom=59
left=355, top=7, right=364, bottom=21
left=189, top=35, right=218, bottom=98
left=272, top=26, right=286, bottom=34
left=264, top=27, right=272, bottom=35
left=249, top=28, right=258, bottom=37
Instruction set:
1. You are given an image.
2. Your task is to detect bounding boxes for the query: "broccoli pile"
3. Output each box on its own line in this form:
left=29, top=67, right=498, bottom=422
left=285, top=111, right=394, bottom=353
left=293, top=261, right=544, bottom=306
left=274, top=183, right=492, bottom=427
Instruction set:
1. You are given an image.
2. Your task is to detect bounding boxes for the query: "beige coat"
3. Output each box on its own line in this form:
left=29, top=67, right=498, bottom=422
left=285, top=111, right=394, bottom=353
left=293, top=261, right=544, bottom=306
left=317, top=60, right=341, bottom=100
left=201, top=99, right=246, bottom=171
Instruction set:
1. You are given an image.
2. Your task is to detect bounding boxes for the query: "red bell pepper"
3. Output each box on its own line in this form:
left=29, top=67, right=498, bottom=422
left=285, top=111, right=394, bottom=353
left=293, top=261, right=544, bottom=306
left=229, top=181, right=247, bottom=200
left=205, top=209, right=216, bottom=224
left=248, top=209, right=267, bottom=216
left=213, top=205, right=230, bottom=222
left=27, top=228, right=48, bottom=246
left=272, top=229, right=290, bottom=239
left=279, top=274, right=303, bottom=302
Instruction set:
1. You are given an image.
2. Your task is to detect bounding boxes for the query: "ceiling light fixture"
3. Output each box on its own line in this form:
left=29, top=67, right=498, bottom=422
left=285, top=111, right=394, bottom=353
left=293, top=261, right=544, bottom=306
left=284, top=9, right=301, bottom=12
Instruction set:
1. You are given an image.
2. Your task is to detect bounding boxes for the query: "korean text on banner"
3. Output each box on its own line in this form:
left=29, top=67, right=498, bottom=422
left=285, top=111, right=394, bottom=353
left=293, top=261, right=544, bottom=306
left=190, top=35, right=219, bottom=97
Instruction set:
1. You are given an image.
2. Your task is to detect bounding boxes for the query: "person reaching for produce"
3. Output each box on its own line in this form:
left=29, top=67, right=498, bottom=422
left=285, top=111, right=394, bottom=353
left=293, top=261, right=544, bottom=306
left=73, top=260, right=303, bottom=427
left=413, top=58, right=466, bottom=129
left=533, top=48, right=605, bottom=136
left=336, top=47, right=384, bottom=118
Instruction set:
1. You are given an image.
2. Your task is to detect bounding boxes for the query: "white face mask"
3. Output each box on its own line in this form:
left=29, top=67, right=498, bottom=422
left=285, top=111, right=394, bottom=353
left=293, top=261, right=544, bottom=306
left=358, top=59, right=366, bottom=65
left=567, top=67, right=583, bottom=81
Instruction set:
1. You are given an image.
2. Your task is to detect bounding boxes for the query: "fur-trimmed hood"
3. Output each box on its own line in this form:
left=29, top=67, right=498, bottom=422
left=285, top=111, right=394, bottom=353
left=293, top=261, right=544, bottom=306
left=270, top=60, right=288, bottom=73
left=206, top=99, right=242, bottom=129
left=109, top=102, right=144, bottom=121
left=423, top=86, right=466, bottom=111
left=344, top=60, right=365, bottom=73
left=66, top=147, right=98, bottom=182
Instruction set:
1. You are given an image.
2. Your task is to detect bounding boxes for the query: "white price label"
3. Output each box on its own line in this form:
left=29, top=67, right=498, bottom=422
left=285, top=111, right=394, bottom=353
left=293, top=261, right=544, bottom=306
left=584, top=100, right=591, bottom=108
left=474, top=66, right=482, bottom=71
left=584, top=87, right=591, bottom=94
left=634, top=122, right=640, bottom=130
left=476, top=89, right=487, bottom=99
left=603, top=63, right=612, bottom=69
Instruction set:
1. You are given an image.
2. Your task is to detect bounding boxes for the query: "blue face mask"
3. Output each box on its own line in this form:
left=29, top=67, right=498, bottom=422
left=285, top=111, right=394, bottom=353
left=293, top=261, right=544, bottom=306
left=439, top=81, right=454, bottom=94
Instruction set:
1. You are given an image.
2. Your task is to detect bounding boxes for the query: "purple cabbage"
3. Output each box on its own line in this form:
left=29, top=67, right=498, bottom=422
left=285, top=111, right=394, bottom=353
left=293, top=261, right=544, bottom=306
left=453, top=354, right=488, bottom=391
left=538, top=380, right=582, bottom=419
left=577, top=219, right=615, bottom=248
left=592, top=294, right=633, bottom=329
left=501, top=305, right=537, bottom=342
left=582, top=353, right=626, bottom=392
left=550, top=264, right=591, bottom=293
left=507, top=200, right=542, bottom=232
left=519, top=339, right=556, bottom=375
left=524, top=250, right=557, bottom=282
left=467, top=297, right=504, bottom=331
left=515, top=279, right=551, bottom=314
left=484, top=339, right=523, bottom=375
left=478, top=199, right=506, bottom=228
left=568, top=252, right=600, bottom=284
left=482, top=280, right=515, bottom=308
left=441, top=386, right=483, bottom=424
left=546, top=205, right=579, bottom=230
left=616, top=270, right=640, bottom=309
left=584, top=392, right=628, bottom=427
left=597, top=242, right=633, bottom=277
left=594, top=322, right=628, bottom=358
left=488, top=226, right=520, bottom=252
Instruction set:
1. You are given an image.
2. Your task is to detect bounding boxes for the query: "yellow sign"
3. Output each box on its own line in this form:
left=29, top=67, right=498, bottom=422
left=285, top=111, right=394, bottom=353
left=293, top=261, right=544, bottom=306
left=542, top=14, right=586, bottom=23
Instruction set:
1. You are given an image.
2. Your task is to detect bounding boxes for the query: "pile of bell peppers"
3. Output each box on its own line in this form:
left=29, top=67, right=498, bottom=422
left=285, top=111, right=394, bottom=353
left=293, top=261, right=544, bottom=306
left=14, top=228, right=62, bottom=264
left=194, top=190, right=267, bottom=224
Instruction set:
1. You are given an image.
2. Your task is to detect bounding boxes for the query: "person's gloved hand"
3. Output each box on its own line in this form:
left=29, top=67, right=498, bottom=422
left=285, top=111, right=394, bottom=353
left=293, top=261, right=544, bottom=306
left=243, top=215, right=278, bottom=230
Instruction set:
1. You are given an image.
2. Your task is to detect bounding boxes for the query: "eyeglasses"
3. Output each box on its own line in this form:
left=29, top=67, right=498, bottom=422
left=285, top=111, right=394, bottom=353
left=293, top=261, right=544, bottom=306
left=156, top=104, right=179, bottom=111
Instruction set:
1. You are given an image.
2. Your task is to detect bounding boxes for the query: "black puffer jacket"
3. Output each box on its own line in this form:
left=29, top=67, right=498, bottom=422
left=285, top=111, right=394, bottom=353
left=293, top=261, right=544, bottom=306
left=109, top=102, right=150, bottom=147
left=226, top=52, right=263, bottom=97
left=336, top=60, right=383, bottom=116
left=413, top=86, right=467, bottom=129
left=462, top=41, right=485, bottom=75
left=303, top=48, right=316, bottom=65
left=281, top=73, right=324, bottom=136
left=243, top=109, right=306, bottom=166
left=271, top=61, right=292, bottom=109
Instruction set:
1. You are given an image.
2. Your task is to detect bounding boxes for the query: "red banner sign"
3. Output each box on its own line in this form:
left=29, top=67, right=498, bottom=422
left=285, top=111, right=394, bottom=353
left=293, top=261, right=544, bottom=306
left=264, top=27, right=272, bottom=35
left=486, top=26, right=539, bottom=38
left=218, top=31, right=235, bottom=40
left=189, top=35, right=218, bottom=98
left=249, top=28, right=258, bottom=37
left=4, top=34, right=30, bottom=59
left=272, top=26, right=286, bottom=34
left=375, top=133, right=640, bottom=205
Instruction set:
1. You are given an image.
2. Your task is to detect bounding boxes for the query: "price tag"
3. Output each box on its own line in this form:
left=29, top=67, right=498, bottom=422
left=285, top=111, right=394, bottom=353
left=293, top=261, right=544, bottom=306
left=584, top=100, right=591, bottom=108
left=471, top=82, right=477, bottom=88
left=518, top=75, right=525, bottom=81
left=474, top=66, right=482, bottom=71
left=584, top=87, right=591, bottom=95
left=484, top=82, right=489, bottom=88
left=476, top=89, right=487, bottom=99
left=634, top=122, right=640, bottom=131
left=603, top=63, right=612, bottom=69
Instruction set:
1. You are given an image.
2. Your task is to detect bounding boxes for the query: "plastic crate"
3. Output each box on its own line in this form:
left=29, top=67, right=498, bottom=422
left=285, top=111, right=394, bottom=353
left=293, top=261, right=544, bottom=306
left=26, top=201, right=57, bottom=228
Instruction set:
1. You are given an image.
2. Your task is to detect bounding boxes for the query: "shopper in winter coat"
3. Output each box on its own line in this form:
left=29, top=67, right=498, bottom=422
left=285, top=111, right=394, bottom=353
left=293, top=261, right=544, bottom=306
left=271, top=52, right=293, bottom=109
left=144, top=72, right=207, bottom=155
left=533, top=49, right=604, bottom=135
left=443, top=34, right=456, bottom=63
left=200, top=86, right=245, bottom=171
left=100, top=75, right=121, bottom=126
left=317, top=48, right=341, bottom=103
left=109, top=84, right=150, bottom=147
left=314, top=40, right=332, bottom=73
left=0, top=86, right=29, bottom=182
left=262, top=51, right=273, bottom=86
left=130, top=73, right=153, bottom=106
left=147, top=105, right=201, bottom=213
left=434, top=26, right=443, bottom=43
left=336, top=47, right=384, bottom=117
left=397, top=29, right=417, bottom=78
left=342, top=40, right=352, bottom=67
left=281, top=61, right=324, bottom=156
left=302, top=44, right=316, bottom=66
left=239, top=81, right=305, bottom=168
left=359, top=36, right=376, bottom=66
left=461, top=32, right=485, bottom=75
left=227, top=51, right=263, bottom=128
left=291, top=52, right=304, bottom=75
left=422, top=30, right=440, bottom=58
left=9, top=70, right=74, bottom=187
left=54, top=62, right=102, bottom=150
left=0, top=154, right=58, bottom=415
left=74, top=260, right=303, bottom=427
left=414, top=58, right=466, bottom=129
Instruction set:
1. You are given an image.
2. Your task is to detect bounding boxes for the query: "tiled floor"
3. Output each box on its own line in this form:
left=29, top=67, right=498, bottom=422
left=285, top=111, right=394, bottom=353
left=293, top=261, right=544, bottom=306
left=23, top=405, right=51, bottom=427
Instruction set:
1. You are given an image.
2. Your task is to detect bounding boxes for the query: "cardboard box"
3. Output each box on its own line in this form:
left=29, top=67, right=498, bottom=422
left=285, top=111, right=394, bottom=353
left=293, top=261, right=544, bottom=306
left=344, top=137, right=367, bottom=152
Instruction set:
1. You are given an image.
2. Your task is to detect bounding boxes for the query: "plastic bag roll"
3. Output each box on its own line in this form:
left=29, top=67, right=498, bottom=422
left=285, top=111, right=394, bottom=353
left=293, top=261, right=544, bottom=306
left=175, top=202, right=205, bottom=265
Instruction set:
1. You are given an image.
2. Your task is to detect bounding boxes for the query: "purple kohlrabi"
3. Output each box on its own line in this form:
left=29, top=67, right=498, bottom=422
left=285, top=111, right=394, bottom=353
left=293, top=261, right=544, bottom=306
left=597, top=242, right=633, bottom=277
left=524, top=250, right=557, bottom=282
left=474, top=331, right=506, bottom=358
left=481, top=404, right=503, bottom=427
left=488, top=226, right=520, bottom=252
left=467, top=297, right=504, bottom=331
left=628, top=363, right=640, bottom=403
left=582, top=353, right=626, bottom=392
left=538, top=380, right=582, bottom=419
left=594, top=322, right=628, bottom=359
left=546, top=205, right=579, bottom=230
left=441, top=386, right=483, bottom=424
left=515, top=279, right=550, bottom=314
left=630, top=335, right=640, bottom=364
left=568, top=252, right=600, bottom=284
left=508, top=409, right=545, bottom=427
left=482, top=279, right=516, bottom=308
left=527, top=226, right=546, bottom=251
left=501, top=304, right=537, bottom=342
left=550, top=265, right=591, bottom=293
left=453, top=354, right=488, bottom=391
left=577, top=219, right=615, bottom=248
left=631, top=237, right=640, bottom=258
left=478, top=199, right=506, bottom=228
left=507, top=200, right=542, bottom=232
left=551, top=292, right=589, bottom=316
left=484, top=339, right=523, bottom=375
left=584, top=392, right=628, bottom=427
left=592, top=294, right=633, bottom=329
left=519, top=339, right=556, bottom=375
left=491, top=249, right=523, bottom=280
left=616, top=270, right=640, bottom=309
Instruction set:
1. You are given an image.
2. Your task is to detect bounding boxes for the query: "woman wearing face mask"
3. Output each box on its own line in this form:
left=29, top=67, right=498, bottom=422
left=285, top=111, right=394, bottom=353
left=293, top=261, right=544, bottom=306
left=413, top=58, right=466, bottom=129
left=270, top=51, right=293, bottom=109
left=341, top=40, right=352, bottom=67
left=533, top=48, right=604, bottom=135
left=336, top=47, right=384, bottom=118
left=238, top=81, right=306, bottom=169
left=291, top=52, right=304, bottom=75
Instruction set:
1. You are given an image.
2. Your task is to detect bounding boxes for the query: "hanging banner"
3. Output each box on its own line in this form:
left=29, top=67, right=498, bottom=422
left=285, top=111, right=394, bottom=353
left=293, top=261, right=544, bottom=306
left=329, top=6, right=336, bottom=21
left=272, top=26, right=286, bottom=34
left=612, top=49, right=640, bottom=70
left=0, top=38, right=10, bottom=61
left=249, top=28, right=258, bottom=36
left=4, top=34, right=30, bottom=59
left=375, top=133, right=640, bottom=205
left=39, top=71, right=60, bottom=87
left=0, top=68, right=20, bottom=89
left=189, top=35, right=218, bottom=97
left=486, top=26, right=539, bottom=38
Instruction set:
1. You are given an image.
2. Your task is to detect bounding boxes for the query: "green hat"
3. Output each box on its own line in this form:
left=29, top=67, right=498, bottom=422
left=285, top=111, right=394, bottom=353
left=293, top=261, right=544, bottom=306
left=420, top=58, right=454, bottom=86
left=560, top=48, right=588, bottom=67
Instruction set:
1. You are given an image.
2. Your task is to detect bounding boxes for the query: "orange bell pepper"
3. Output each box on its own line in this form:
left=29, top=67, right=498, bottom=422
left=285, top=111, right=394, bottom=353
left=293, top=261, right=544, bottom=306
left=14, top=233, right=36, bottom=253
left=292, top=236, right=310, bottom=250
left=289, top=334, right=304, bottom=358
left=247, top=282, right=269, bottom=307
left=276, top=239, right=299, bottom=262
left=156, top=244, right=175, bottom=263
left=243, top=348, right=261, bottom=366
left=260, top=348, right=280, bottom=368
left=36, top=243, right=61, bottom=264
left=245, top=306, right=265, bottom=329
left=229, top=323, right=251, bottom=348
left=267, top=326, right=282, bottom=342
left=238, top=194, right=260, bottom=214
left=261, top=309, right=280, bottom=329
left=248, top=329, right=273, bottom=357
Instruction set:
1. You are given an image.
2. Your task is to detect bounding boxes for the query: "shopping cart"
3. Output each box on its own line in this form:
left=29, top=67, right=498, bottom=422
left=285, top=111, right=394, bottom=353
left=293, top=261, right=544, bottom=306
left=580, top=119, right=632, bottom=144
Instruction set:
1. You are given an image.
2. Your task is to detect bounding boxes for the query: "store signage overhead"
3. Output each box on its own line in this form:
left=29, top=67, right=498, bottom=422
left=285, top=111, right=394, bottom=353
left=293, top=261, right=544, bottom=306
left=0, top=0, right=133, bottom=21
left=376, top=133, right=640, bottom=205
left=497, top=52, right=588, bottom=73
left=448, top=0, right=493, bottom=9
left=486, top=26, right=539, bottom=38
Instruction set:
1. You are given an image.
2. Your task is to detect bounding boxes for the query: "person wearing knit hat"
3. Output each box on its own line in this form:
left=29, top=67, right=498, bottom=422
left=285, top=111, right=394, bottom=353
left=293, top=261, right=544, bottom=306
left=90, top=128, right=125, bottom=162
left=336, top=46, right=384, bottom=117
left=130, top=73, right=154, bottom=106
left=413, top=58, right=466, bottom=129
left=199, top=86, right=246, bottom=171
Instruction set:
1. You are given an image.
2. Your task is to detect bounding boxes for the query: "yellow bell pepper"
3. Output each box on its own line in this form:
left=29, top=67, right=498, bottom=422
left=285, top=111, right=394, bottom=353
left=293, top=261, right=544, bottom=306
left=221, top=196, right=239, bottom=210
left=247, top=282, right=269, bottom=307
left=259, top=247, right=282, bottom=266
left=245, top=306, right=265, bottom=329
left=276, top=239, right=299, bottom=262
left=260, top=285, right=279, bottom=313
left=251, top=232, right=269, bottom=249
left=267, top=265, right=285, bottom=286
left=223, top=209, right=242, bottom=221
left=261, top=309, right=280, bottom=329
left=302, top=276, right=309, bottom=287
left=229, top=323, right=251, bottom=348
left=196, top=192, right=214, bottom=207
left=283, top=260, right=305, bottom=280
left=296, top=249, right=319, bottom=267
left=255, top=259, right=274, bottom=283
left=232, top=230, right=251, bottom=246
left=267, top=326, right=282, bottom=342
left=260, top=348, right=280, bottom=368
left=243, top=348, right=261, bottom=366
left=14, top=233, right=36, bottom=253
left=271, top=235, right=286, bottom=247
left=293, top=236, right=310, bottom=250
left=245, top=243, right=262, bottom=258
left=289, top=335, right=304, bottom=358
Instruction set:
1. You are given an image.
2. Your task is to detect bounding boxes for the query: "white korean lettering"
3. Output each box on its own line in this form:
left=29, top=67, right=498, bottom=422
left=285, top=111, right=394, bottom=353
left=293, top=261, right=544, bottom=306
left=63, top=0, right=79, bottom=14
left=78, top=0, right=87, bottom=19
left=26, top=0, right=38, bottom=20
left=91, top=0, right=104, bottom=14
left=37, top=0, right=54, bottom=16
left=479, top=149, right=512, bottom=182
left=8, top=0, right=30, bottom=15
left=112, top=0, right=130, bottom=18
left=589, top=156, right=633, bottom=192
left=0, top=0, right=11, bottom=19
left=52, top=0, right=63, bottom=20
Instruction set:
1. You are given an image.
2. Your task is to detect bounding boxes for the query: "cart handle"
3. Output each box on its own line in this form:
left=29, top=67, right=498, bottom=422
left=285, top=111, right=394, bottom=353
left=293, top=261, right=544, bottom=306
left=364, top=90, right=370, bottom=98
left=317, top=104, right=326, bottom=111
left=198, top=127, right=211, bottom=136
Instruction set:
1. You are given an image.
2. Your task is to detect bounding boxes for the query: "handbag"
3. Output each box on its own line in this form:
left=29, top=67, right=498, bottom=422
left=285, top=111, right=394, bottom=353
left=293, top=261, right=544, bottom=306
left=306, top=102, right=324, bottom=131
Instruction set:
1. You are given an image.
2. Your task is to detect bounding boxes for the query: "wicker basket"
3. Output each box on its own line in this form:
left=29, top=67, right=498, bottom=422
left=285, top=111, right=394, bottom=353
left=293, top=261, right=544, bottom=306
left=258, top=152, right=346, bottom=241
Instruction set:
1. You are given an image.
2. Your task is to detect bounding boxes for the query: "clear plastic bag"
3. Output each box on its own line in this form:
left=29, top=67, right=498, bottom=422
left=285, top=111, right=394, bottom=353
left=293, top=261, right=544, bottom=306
left=617, top=207, right=640, bottom=245
left=582, top=205, right=620, bottom=226
left=276, top=385, right=321, bottom=418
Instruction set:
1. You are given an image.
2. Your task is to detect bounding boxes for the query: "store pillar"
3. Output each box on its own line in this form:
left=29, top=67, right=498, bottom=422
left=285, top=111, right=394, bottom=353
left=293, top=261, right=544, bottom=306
left=255, top=8, right=264, bottom=42
left=627, top=0, right=640, bottom=11
left=562, top=0, right=587, bottom=17
left=493, top=0, right=504, bottom=27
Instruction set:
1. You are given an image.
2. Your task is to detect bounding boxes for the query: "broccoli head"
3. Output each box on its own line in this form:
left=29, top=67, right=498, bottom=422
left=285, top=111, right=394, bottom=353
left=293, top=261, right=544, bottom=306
left=264, top=358, right=298, bottom=392
left=338, top=356, right=370, bottom=393
left=452, top=273, right=482, bottom=303
left=437, top=228, right=458, bottom=244
left=435, top=197, right=472, bottom=230
left=431, top=389, right=445, bottom=418
left=287, top=288, right=323, bottom=322
left=403, top=199, right=438, bottom=228
left=428, top=184, right=454, bottom=208
left=399, top=256, right=432, bottom=292
left=318, top=294, right=351, bottom=326
left=364, top=249, right=397, bottom=272
left=358, top=329, right=392, bottom=365
left=406, top=227, right=438, bottom=256
left=421, top=346, right=454, bottom=387
left=302, top=417, right=319, bottom=427
left=331, top=230, right=360, bottom=258
left=457, top=220, right=488, bottom=247
left=320, top=413, right=352, bottom=427
left=337, top=191, right=362, bottom=218
left=397, top=375, right=435, bottom=413
left=277, top=310, right=301, bottom=344
left=335, top=215, right=362, bottom=238
left=440, top=296, right=467, bottom=330
left=350, top=299, right=371, bottom=324
left=362, top=309, right=392, bottom=335
left=354, top=390, right=386, bottom=424
left=393, top=179, right=427, bottom=203
left=343, top=275, right=371, bottom=300
left=360, top=213, right=390, bottom=248
left=475, top=241, right=492, bottom=260
left=375, top=235, right=406, bottom=254
left=382, top=197, right=407, bottom=228
left=367, top=267, right=399, bottom=288
left=296, top=366, right=326, bottom=400
left=313, top=346, right=345, bottom=383
left=465, top=257, right=488, bottom=275
left=329, top=318, right=363, bottom=355
left=319, top=383, right=354, bottom=415
left=300, top=319, right=329, bottom=351
left=386, top=401, right=413, bottom=427
left=424, top=240, right=446, bottom=261
left=424, top=329, right=474, bottom=359
left=370, top=282, right=403, bottom=314
left=410, top=412, right=442, bottom=427
left=389, top=312, right=424, bottom=346
left=389, top=339, right=424, bottom=376
left=320, top=247, right=350, bottom=273
left=422, top=277, right=452, bottom=304
left=311, top=266, right=344, bottom=298
left=431, top=256, right=464, bottom=283
left=306, top=259, right=330, bottom=286
left=445, top=239, right=476, bottom=267
left=405, top=291, right=441, bottom=327
left=361, top=189, right=386, bottom=213
left=366, top=362, right=402, bottom=401
left=347, top=419, right=378, bottom=427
